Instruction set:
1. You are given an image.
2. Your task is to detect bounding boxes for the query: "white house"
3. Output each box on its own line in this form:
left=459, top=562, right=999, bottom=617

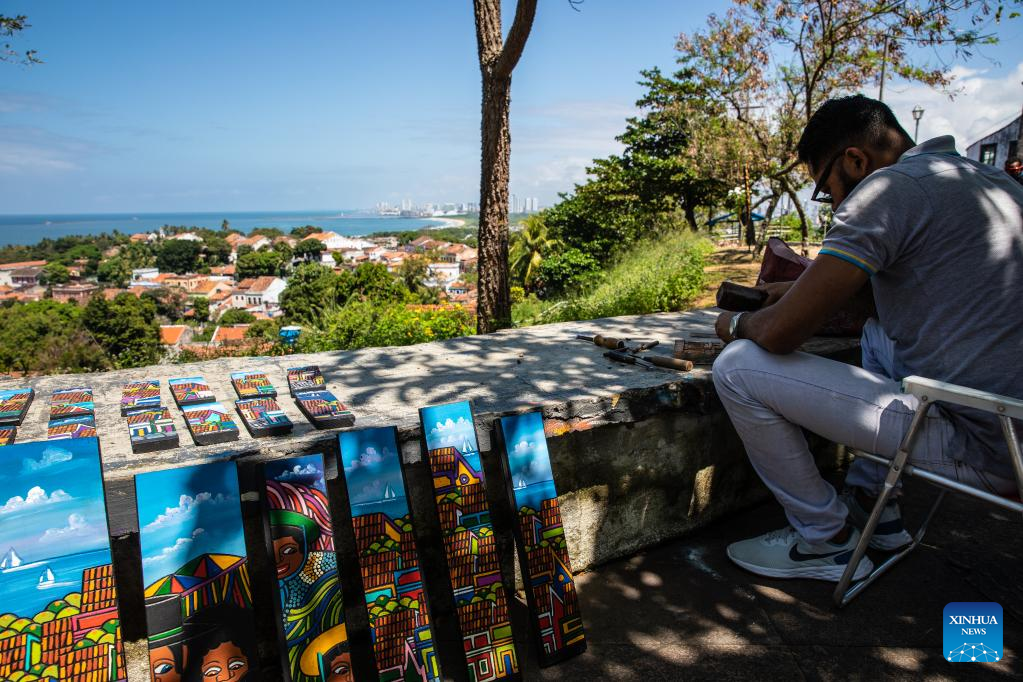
left=231, top=276, right=287, bottom=312
left=131, top=267, right=160, bottom=282
left=426, top=262, right=461, bottom=285
left=307, top=231, right=375, bottom=251
left=170, top=232, right=203, bottom=242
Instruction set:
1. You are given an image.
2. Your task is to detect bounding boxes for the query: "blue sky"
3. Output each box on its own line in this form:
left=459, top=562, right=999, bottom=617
left=420, top=401, right=479, bottom=454
left=500, top=412, right=553, bottom=488
left=339, top=427, right=408, bottom=512
left=2, top=1, right=1022, bottom=214
left=135, top=460, right=246, bottom=587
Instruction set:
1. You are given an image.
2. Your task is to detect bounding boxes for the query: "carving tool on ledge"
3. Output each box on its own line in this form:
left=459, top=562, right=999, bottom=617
left=574, top=333, right=659, bottom=352
left=605, top=350, right=693, bottom=372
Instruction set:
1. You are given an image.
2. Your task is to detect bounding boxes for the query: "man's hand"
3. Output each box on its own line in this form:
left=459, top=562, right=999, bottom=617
left=715, top=311, right=736, bottom=343
left=757, top=281, right=795, bottom=307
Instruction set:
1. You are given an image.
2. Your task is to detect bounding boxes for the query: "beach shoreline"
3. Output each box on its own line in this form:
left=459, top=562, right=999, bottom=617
left=426, top=217, right=467, bottom=230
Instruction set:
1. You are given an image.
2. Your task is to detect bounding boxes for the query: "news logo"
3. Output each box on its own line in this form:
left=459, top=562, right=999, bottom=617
left=943, top=602, right=1002, bottom=663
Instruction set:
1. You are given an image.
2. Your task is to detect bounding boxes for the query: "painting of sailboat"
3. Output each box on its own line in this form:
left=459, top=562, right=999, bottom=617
left=0, top=438, right=126, bottom=680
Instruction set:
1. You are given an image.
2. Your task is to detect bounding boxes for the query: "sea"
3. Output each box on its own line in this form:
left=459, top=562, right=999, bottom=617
left=0, top=211, right=458, bottom=247
left=0, top=547, right=112, bottom=618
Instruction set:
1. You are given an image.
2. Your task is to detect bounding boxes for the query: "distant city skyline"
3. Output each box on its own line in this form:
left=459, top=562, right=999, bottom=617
left=1, top=1, right=1021, bottom=214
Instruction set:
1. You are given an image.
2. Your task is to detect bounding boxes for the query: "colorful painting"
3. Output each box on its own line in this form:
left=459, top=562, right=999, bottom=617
left=136, top=460, right=259, bottom=682
left=338, top=427, right=440, bottom=682
left=181, top=403, right=240, bottom=446
left=0, top=388, right=34, bottom=426
left=236, top=398, right=293, bottom=438
left=127, top=407, right=179, bottom=454
left=262, top=455, right=347, bottom=682
left=169, top=377, right=216, bottom=408
left=419, top=401, right=519, bottom=681
left=0, top=426, right=15, bottom=446
left=231, top=372, right=278, bottom=399
left=287, top=366, right=325, bottom=397
left=498, top=412, right=586, bottom=665
left=295, top=390, right=355, bottom=429
left=47, top=415, right=98, bottom=441
left=121, top=380, right=161, bottom=416
left=0, top=438, right=126, bottom=681
left=49, top=387, right=95, bottom=420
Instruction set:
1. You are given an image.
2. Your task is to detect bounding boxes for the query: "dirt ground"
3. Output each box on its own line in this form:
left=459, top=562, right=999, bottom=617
left=694, top=241, right=821, bottom=309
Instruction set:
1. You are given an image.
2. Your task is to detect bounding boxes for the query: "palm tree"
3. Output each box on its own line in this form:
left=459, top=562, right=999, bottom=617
left=509, top=214, right=559, bottom=288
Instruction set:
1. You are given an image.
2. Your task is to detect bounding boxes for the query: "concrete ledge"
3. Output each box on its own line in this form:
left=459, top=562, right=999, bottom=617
left=1, top=309, right=859, bottom=680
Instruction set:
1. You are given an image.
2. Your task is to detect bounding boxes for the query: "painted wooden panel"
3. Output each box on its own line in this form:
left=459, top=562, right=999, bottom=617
left=419, top=401, right=520, bottom=682
left=0, top=388, right=34, bottom=425
left=136, top=460, right=260, bottom=681
left=296, top=391, right=355, bottom=430
left=498, top=411, right=586, bottom=665
left=237, top=398, right=293, bottom=438
left=169, top=377, right=216, bottom=408
left=262, top=454, right=348, bottom=682
left=127, top=407, right=179, bottom=454
left=181, top=402, right=240, bottom=446
left=0, top=426, right=15, bottom=446
left=232, top=372, right=278, bottom=399
left=47, top=415, right=97, bottom=441
left=287, top=366, right=325, bottom=396
left=49, top=387, right=95, bottom=419
left=0, top=438, right=126, bottom=681
left=338, top=427, right=440, bottom=682
left=121, top=380, right=161, bottom=416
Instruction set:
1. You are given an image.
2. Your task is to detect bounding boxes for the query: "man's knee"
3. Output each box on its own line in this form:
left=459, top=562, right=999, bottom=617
left=712, top=339, right=764, bottom=392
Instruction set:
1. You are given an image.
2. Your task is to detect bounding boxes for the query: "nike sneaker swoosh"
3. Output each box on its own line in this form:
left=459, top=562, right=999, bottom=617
left=788, top=545, right=848, bottom=562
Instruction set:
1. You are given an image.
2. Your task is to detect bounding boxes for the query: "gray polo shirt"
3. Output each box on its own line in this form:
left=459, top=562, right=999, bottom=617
left=821, top=136, right=1023, bottom=479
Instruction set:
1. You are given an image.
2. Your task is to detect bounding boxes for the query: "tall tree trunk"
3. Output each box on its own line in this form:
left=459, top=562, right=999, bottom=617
left=754, top=192, right=780, bottom=258
left=682, top=193, right=698, bottom=231
left=781, top=178, right=810, bottom=256
left=474, top=0, right=537, bottom=334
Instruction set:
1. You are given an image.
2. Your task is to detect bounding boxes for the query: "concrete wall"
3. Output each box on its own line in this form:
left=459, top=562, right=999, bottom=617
left=0, top=310, right=858, bottom=680
left=966, top=115, right=1021, bottom=167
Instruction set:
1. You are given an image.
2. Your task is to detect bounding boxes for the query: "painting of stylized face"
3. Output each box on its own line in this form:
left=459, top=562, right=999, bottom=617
left=150, top=644, right=186, bottom=682
left=200, top=640, right=249, bottom=680
left=325, top=650, right=353, bottom=682
left=272, top=528, right=305, bottom=580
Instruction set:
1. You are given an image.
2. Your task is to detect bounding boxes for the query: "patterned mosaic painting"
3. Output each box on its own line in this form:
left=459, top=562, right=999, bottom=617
left=419, top=401, right=519, bottom=681
left=296, top=390, right=355, bottom=429
left=136, top=460, right=258, bottom=682
left=0, top=438, right=126, bottom=681
left=287, top=366, right=325, bottom=396
left=236, top=398, right=293, bottom=437
left=0, top=426, right=15, bottom=446
left=127, top=407, right=179, bottom=453
left=338, top=427, right=440, bottom=682
left=263, top=454, right=347, bottom=682
left=499, top=411, right=585, bottom=665
left=181, top=402, right=239, bottom=445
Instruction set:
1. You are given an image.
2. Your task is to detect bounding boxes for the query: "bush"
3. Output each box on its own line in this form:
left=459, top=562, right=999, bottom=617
left=548, top=231, right=712, bottom=322
left=533, top=248, right=600, bottom=299
left=304, top=303, right=475, bottom=351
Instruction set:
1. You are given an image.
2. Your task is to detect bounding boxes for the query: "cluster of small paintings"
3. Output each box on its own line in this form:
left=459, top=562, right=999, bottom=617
left=0, top=438, right=126, bottom=681
left=287, top=365, right=356, bottom=430
left=0, top=388, right=34, bottom=427
left=338, top=427, right=440, bottom=682
left=419, top=401, right=519, bottom=681
left=498, top=412, right=586, bottom=664
left=262, top=454, right=346, bottom=682
left=136, top=460, right=259, bottom=682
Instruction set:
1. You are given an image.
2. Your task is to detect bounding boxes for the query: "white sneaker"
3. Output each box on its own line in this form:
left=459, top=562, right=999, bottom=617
left=840, top=488, right=913, bottom=551
left=726, top=526, right=874, bottom=582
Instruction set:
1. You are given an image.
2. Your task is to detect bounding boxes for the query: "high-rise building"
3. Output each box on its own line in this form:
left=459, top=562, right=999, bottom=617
left=509, top=194, right=518, bottom=214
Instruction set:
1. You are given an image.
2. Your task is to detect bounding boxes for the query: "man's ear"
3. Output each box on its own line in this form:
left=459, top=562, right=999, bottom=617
left=842, top=147, right=871, bottom=179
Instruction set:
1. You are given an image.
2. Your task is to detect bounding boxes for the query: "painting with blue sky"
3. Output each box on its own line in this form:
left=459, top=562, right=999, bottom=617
left=419, top=401, right=482, bottom=473
left=0, top=437, right=126, bottom=680
left=135, top=460, right=258, bottom=681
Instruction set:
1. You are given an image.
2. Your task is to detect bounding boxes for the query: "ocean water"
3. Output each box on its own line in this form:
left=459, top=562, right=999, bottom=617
left=0, top=211, right=459, bottom=247
left=0, top=547, right=112, bottom=618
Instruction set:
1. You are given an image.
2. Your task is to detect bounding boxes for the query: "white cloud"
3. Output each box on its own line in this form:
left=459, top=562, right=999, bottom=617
left=21, top=447, right=73, bottom=473
left=39, top=513, right=92, bottom=542
left=513, top=439, right=536, bottom=454
left=277, top=464, right=319, bottom=481
left=884, top=62, right=1023, bottom=149
left=142, top=529, right=205, bottom=566
left=429, top=416, right=479, bottom=447
left=144, top=492, right=231, bottom=530
left=0, top=486, right=72, bottom=515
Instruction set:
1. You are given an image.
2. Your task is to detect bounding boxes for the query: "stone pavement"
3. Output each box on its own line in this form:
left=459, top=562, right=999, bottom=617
left=519, top=472, right=1022, bottom=681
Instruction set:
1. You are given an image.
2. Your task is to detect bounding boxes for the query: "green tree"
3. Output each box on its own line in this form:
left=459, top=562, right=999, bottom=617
left=219, top=308, right=257, bottom=325
left=236, top=250, right=284, bottom=279
left=0, top=301, right=105, bottom=373
left=290, top=225, right=319, bottom=239
left=156, top=239, right=202, bottom=274
left=280, top=263, right=341, bottom=326
left=349, top=262, right=411, bottom=304
left=250, top=227, right=284, bottom=238
left=202, top=236, right=232, bottom=266
left=97, top=257, right=131, bottom=288
left=509, top=214, right=559, bottom=288
left=192, top=296, right=210, bottom=324
left=397, top=255, right=438, bottom=303
left=1, top=13, right=41, bottom=65
left=245, top=318, right=279, bottom=341
left=82, top=294, right=161, bottom=368
left=41, top=262, right=70, bottom=285
left=293, top=238, right=325, bottom=262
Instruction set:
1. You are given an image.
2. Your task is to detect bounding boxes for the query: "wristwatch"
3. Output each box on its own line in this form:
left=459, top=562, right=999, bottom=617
left=728, top=312, right=746, bottom=340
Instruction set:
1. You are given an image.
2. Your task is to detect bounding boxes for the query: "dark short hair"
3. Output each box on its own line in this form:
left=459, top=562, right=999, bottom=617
left=1006, top=156, right=1022, bottom=165
left=797, top=95, right=913, bottom=170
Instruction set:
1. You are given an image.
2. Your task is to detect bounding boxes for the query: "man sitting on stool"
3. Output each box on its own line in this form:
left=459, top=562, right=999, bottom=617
left=713, top=95, right=1022, bottom=582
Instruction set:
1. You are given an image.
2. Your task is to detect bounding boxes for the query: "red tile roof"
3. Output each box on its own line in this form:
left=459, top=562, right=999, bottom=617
left=159, top=325, right=189, bottom=345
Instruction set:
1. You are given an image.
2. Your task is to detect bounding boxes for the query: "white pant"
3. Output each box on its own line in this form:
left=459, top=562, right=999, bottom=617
left=712, top=319, right=1016, bottom=543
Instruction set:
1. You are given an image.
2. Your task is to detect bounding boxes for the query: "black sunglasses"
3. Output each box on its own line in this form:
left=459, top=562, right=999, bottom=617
left=810, top=151, right=844, bottom=204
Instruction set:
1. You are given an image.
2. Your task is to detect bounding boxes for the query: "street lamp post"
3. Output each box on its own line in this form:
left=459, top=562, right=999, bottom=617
left=912, top=105, right=925, bottom=142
